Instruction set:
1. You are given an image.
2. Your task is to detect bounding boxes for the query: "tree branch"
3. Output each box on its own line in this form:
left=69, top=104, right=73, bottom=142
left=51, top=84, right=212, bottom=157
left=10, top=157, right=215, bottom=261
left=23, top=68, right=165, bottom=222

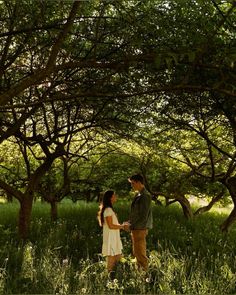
left=0, top=1, right=81, bottom=107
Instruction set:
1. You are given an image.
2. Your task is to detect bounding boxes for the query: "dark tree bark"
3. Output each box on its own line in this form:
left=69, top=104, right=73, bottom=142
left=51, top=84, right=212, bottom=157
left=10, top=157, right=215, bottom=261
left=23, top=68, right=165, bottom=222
left=39, top=155, right=71, bottom=221
left=49, top=200, right=58, bottom=222
left=175, top=193, right=193, bottom=219
left=220, top=207, right=236, bottom=233
left=220, top=177, right=236, bottom=232
left=165, top=193, right=193, bottom=219
left=18, top=195, right=34, bottom=240
left=40, top=192, right=59, bottom=222
left=6, top=191, right=13, bottom=202
left=18, top=151, right=64, bottom=238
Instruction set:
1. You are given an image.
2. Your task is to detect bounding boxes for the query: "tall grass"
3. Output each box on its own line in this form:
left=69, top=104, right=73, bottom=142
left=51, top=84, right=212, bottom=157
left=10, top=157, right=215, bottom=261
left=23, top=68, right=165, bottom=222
left=0, top=199, right=236, bottom=294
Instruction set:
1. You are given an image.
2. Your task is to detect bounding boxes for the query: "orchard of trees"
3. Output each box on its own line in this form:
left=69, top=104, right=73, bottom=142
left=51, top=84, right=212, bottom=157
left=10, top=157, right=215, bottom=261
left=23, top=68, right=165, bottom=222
left=0, top=0, right=236, bottom=239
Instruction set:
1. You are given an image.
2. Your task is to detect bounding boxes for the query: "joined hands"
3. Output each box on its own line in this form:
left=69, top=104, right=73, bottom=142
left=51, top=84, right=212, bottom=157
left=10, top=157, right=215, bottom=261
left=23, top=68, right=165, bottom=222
left=122, top=221, right=131, bottom=232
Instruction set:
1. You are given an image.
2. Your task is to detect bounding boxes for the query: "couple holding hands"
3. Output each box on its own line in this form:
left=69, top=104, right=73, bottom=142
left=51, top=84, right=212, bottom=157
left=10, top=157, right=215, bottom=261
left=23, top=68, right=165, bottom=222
left=97, top=174, right=153, bottom=278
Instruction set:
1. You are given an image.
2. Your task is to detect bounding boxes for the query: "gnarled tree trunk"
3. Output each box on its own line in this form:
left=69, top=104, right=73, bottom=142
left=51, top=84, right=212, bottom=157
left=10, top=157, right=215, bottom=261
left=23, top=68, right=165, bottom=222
left=194, top=190, right=224, bottom=216
left=220, top=177, right=236, bottom=232
left=18, top=195, right=34, bottom=240
left=6, top=191, right=13, bottom=202
left=220, top=207, right=236, bottom=232
left=175, top=193, right=193, bottom=219
left=50, top=200, right=58, bottom=222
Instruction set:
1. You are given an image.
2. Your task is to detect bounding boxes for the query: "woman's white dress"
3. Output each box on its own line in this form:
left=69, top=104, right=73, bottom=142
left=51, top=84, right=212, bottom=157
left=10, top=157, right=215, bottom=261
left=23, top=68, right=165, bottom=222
left=102, top=207, right=123, bottom=256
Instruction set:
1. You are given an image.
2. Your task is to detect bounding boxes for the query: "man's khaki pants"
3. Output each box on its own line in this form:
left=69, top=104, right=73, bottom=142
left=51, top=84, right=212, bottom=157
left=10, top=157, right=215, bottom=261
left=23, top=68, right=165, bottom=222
left=131, top=229, right=148, bottom=271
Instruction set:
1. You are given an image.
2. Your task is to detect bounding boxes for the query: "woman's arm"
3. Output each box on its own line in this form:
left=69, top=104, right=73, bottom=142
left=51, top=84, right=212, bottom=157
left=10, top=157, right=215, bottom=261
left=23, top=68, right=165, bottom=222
left=105, top=216, right=124, bottom=230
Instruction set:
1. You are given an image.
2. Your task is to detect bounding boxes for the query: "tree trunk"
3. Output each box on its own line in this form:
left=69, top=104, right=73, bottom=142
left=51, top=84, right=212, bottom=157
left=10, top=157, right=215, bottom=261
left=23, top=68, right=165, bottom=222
left=18, top=195, right=33, bottom=240
left=6, top=191, right=13, bottom=202
left=86, top=190, right=91, bottom=202
left=50, top=201, right=58, bottom=221
left=175, top=194, right=193, bottom=219
left=220, top=206, right=236, bottom=232
left=194, top=190, right=224, bottom=216
left=0, top=145, right=65, bottom=239
left=18, top=153, right=62, bottom=239
left=165, top=198, right=177, bottom=206
left=220, top=177, right=236, bottom=232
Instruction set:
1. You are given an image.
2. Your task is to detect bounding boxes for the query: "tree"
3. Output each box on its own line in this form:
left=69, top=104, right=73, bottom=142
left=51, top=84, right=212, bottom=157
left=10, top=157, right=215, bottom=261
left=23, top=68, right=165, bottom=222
left=0, top=0, right=236, bottom=236
left=149, top=90, right=236, bottom=230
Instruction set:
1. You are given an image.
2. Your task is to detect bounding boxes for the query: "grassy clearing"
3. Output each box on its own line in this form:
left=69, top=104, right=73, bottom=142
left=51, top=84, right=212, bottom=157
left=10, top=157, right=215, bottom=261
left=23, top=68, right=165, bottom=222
left=0, top=200, right=236, bottom=294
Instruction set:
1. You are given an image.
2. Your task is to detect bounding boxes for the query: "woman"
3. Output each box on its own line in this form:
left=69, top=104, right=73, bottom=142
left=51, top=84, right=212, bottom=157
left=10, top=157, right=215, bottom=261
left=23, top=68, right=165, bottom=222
left=98, top=190, right=125, bottom=277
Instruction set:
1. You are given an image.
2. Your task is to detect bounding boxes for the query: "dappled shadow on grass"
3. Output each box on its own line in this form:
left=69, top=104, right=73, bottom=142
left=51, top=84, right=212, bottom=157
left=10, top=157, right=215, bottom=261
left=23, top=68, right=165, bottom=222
left=1, top=200, right=236, bottom=293
left=150, top=204, right=236, bottom=259
left=156, top=211, right=230, bottom=265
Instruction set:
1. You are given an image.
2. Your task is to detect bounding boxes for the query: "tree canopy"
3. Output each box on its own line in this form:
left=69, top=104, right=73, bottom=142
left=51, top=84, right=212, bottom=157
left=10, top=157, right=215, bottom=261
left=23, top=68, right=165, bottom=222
left=0, top=0, right=236, bottom=237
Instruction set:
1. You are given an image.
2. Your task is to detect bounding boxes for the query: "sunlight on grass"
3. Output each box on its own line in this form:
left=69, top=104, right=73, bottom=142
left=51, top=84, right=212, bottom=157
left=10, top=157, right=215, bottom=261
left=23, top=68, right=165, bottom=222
left=0, top=197, right=6, bottom=204
left=1, top=201, right=236, bottom=293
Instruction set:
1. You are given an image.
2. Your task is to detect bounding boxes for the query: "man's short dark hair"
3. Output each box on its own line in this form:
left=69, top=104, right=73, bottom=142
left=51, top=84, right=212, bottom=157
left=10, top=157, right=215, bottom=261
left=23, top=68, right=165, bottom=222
left=128, top=174, right=144, bottom=184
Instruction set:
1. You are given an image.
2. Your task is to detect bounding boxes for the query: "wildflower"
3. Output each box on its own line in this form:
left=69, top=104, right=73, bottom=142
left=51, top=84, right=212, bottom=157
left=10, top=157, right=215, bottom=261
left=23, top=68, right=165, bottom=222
left=120, top=257, right=127, bottom=263
left=106, top=279, right=119, bottom=290
left=62, top=259, right=69, bottom=267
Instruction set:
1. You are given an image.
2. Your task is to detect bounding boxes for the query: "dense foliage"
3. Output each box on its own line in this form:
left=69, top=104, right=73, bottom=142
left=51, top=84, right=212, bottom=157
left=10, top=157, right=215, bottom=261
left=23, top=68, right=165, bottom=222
left=0, top=0, right=236, bottom=237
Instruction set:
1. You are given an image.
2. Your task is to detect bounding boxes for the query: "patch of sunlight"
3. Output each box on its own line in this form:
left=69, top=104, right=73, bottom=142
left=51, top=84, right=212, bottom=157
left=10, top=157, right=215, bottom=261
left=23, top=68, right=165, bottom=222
left=188, top=195, right=233, bottom=215
left=211, top=206, right=233, bottom=215
left=0, top=197, right=6, bottom=204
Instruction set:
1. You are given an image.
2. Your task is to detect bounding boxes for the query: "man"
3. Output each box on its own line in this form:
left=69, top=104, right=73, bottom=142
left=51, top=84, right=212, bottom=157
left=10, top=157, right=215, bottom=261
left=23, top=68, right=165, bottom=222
left=125, top=174, right=153, bottom=271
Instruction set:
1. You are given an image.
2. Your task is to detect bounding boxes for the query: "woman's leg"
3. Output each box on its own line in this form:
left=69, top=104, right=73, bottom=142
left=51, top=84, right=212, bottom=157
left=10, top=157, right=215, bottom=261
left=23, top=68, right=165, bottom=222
left=107, top=255, right=117, bottom=272
left=107, top=254, right=122, bottom=279
left=107, top=254, right=122, bottom=271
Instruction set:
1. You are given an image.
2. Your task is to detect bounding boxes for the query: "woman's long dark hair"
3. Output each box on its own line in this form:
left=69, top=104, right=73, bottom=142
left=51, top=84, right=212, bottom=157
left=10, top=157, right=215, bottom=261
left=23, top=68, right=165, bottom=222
left=97, top=190, right=114, bottom=226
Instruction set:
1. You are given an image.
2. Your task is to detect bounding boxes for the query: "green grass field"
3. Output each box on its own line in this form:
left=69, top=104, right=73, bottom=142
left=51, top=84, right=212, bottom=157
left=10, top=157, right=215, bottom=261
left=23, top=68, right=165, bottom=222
left=0, top=199, right=236, bottom=294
